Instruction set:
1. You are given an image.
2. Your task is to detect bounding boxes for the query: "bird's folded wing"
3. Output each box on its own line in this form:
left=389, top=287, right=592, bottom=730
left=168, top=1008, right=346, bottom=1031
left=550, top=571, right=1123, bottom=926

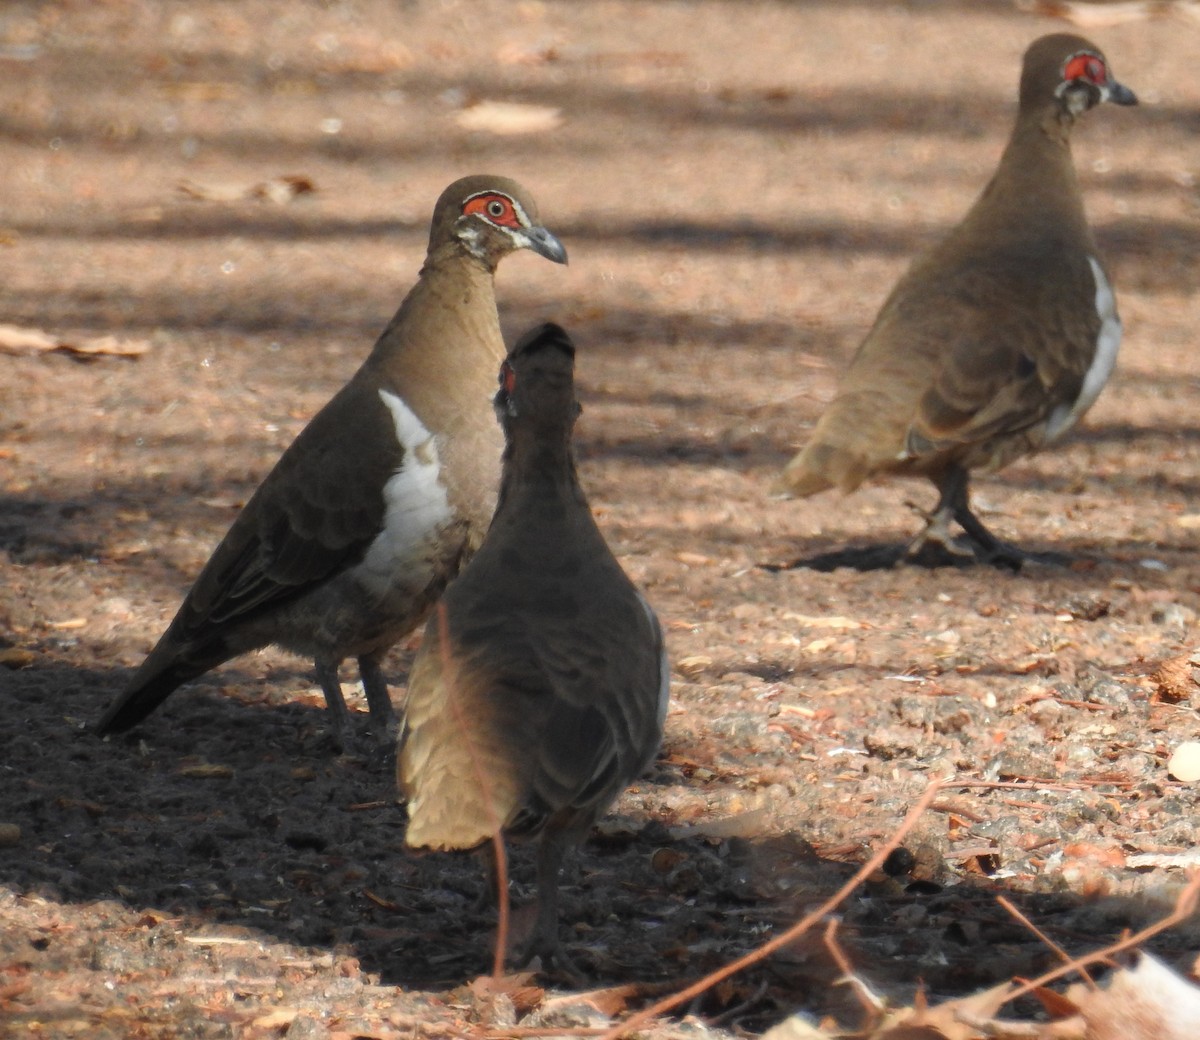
left=178, top=383, right=405, bottom=633
left=904, top=272, right=1101, bottom=458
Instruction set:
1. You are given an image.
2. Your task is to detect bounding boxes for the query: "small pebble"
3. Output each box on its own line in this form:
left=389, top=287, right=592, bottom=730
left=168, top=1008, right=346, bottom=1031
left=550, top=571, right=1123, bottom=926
left=1167, top=742, right=1200, bottom=783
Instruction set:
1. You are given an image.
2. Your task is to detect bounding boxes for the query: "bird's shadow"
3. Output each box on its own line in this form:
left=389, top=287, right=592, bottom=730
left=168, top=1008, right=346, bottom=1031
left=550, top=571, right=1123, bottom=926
left=761, top=541, right=1077, bottom=573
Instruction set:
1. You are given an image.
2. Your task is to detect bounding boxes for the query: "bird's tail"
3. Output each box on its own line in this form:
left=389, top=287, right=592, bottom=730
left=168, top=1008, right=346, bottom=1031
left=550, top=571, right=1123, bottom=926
left=773, top=435, right=872, bottom=499
left=96, top=638, right=226, bottom=734
left=772, top=391, right=896, bottom=498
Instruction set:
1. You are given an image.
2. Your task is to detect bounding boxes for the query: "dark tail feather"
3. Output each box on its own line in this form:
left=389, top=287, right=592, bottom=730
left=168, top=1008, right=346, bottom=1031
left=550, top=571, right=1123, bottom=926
left=96, top=645, right=224, bottom=734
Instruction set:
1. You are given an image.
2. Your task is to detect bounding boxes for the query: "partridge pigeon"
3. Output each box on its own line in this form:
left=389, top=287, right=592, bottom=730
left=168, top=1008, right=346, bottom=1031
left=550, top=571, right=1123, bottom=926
left=398, top=322, right=670, bottom=969
left=97, top=176, right=568, bottom=747
left=776, top=34, right=1136, bottom=568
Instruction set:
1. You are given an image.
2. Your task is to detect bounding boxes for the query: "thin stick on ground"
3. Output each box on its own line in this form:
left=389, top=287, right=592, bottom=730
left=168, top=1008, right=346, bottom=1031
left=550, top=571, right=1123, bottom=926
left=1002, top=871, right=1200, bottom=1007
left=433, top=601, right=511, bottom=980
left=595, top=776, right=950, bottom=1040
left=996, top=895, right=1096, bottom=989
left=823, top=917, right=886, bottom=1023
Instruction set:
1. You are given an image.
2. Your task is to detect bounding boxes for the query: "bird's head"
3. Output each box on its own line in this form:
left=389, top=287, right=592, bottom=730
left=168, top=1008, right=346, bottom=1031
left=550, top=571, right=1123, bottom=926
left=494, top=323, right=581, bottom=433
left=1021, top=34, right=1137, bottom=119
left=429, top=175, right=568, bottom=270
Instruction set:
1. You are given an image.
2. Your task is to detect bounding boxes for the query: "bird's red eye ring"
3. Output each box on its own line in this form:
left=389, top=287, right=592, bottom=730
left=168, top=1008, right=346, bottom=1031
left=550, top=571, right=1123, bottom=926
left=463, top=193, right=520, bottom=228
left=501, top=361, right=517, bottom=394
left=1063, top=53, right=1107, bottom=86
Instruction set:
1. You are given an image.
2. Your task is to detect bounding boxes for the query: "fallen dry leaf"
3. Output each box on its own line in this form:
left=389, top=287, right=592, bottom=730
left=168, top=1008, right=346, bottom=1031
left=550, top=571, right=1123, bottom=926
left=1064, top=952, right=1200, bottom=1040
left=883, top=979, right=1017, bottom=1039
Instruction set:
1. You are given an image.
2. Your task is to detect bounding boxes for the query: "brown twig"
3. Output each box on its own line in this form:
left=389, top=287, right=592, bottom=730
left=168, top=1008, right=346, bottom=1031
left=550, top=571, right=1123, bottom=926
left=1002, top=871, right=1200, bottom=1006
left=823, top=917, right=885, bottom=1024
left=946, top=778, right=1136, bottom=793
left=595, top=776, right=949, bottom=1040
left=434, top=602, right=511, bottom=979
left=929, top=800, right=989, bottom=822
left=996, top=895, right=1095, bottom=989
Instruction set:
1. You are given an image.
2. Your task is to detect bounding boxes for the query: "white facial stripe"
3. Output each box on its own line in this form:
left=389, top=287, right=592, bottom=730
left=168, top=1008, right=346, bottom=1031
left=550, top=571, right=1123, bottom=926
left=462, top=190, right=530, bottom=229
left=1045, top=257, right=1121, bottom=442
left=507, top=197, right=531, bottom=228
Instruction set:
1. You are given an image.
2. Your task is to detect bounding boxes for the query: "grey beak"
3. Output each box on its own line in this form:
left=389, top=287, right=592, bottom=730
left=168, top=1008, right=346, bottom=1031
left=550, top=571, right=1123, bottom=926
left=1104, top=80, right=1138, bottom=106
left=523, top=226, right=569, bottom=265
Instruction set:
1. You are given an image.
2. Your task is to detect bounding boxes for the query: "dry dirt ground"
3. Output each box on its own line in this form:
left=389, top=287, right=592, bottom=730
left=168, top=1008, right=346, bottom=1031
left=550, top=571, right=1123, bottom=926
left=2, top=1, right=1200, bottom=1037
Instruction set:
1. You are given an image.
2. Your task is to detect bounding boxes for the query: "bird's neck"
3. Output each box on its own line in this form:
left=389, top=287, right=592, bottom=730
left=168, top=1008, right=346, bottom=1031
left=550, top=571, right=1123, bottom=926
left=956, top=106, right=1091, bottom=249
left=363, top=250, right=508, bottom=536
left=494, top=435, right=584, bottom=514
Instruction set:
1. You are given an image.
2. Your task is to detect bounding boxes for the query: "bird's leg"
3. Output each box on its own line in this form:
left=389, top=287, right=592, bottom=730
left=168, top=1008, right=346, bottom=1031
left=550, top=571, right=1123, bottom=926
left=313, top=659, right=352, bottom=752
left=902, top=467, right=1018, bottom=569
left=514, top=834, right=584, bottom=983
left=473, top=843, right=503, bottom=914
left=904, top=495, right=964, bottom=560
left=358, top=653, right=398, bottom=746
left=934, top=466, right=1024, bottom=571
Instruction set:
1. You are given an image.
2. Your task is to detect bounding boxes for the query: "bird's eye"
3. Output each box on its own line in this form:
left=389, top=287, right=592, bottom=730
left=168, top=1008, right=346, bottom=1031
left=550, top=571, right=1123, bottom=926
left=500, top=361, right=516, bottom=393
left=1063, top=52, right=1107, bottom=86
left=462, top=192, right=521, bottom=228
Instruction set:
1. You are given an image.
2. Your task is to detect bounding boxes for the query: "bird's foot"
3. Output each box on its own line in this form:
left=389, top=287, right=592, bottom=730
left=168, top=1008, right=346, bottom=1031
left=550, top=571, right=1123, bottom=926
left=904, top=502, right=989, bottom=568
left=512, top=928, right=586, bottom=987
left=904, top=501, right=1035, bottom=571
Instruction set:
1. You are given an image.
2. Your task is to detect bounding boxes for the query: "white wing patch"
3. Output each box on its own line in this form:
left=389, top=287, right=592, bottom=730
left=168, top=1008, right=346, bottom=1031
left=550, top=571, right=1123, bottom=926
left=359, top=390, right=454, bottom=596
left=637, top=591, right=671, bottom=756
left=1045, top=256, right=1121, bottom=442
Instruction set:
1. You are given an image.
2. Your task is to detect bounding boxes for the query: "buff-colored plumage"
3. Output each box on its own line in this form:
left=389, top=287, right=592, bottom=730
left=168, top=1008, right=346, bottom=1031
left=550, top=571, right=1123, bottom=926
left=777, top=35, right=1136, bottom=566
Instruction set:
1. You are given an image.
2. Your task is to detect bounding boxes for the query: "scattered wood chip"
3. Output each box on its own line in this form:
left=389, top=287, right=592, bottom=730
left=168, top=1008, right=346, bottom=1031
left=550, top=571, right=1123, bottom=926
left=363, top=889, right=403, bottom=912
left=782, top=612, right=868, bottom=630
left=0, top=323, right=149, bottom=359
left=178, top=761, right=235, bottom=779
left=1151, top=650, right=1199, bottom=704
left=1127, top=849, right=1200, bottom=869
left=539, top=982, right=641, bottom=1019
left=675, top=654, right=713, bottom=678
left=0, top=648, right=37, bottom=669
left=1013, top=0, right=1190, bottom=27
left=467, top=973, right=544, bottom=1017
left=249, top=1008, right=300, bottom=1030
left=178, top=174, right=316, bottom=205
left=182, top=934, right=262, bottom=947
left=454, top=100, right=563, bottom=135
left=668, top=808, right=770, bottom=840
